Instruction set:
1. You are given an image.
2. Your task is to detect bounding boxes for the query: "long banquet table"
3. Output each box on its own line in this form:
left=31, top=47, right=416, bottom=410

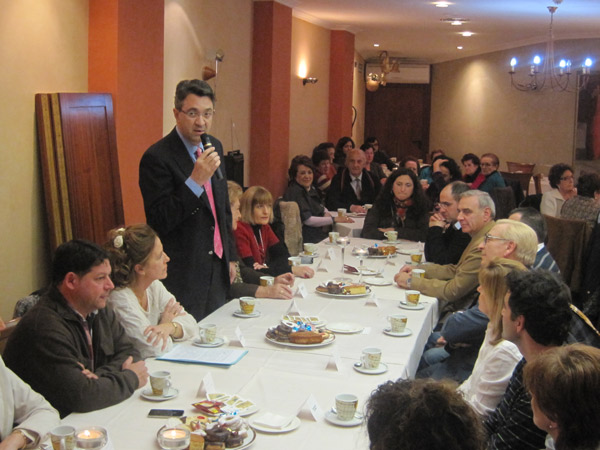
left=62, top=237, right=438, bottom=450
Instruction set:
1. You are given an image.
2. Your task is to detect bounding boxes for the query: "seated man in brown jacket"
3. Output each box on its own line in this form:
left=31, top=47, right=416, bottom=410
left=395, top=190, right=495, bottom=316
left=4, top=240, right=148, bottom=417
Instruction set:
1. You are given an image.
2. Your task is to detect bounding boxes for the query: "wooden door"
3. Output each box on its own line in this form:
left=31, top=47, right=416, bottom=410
left=36, top=93, right=124, bottom=251
left=365, top=83, right=431, bottom=161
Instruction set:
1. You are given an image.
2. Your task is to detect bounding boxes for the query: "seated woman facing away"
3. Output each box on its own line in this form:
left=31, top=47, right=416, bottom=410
left=283, top=155, right=353, bottom=244
left=366, top=378, right=486, bottom=450
left=311, top=143, right=336, bottom=198
left=458, top=258, right=526, bottom=417
left=1, top=316, right=60, bottom=449
left=523, top=343, right=600, bottom=450
left=361, top=168, right=429, bottom=241
left=560, top=172, right=600, bottom=225
left=235, top=185, right=314, bottom=279
left=540, top=163, right=577, bottom=217
left=227, top=181, right=294, bottom=300
left=105, top=224, right=198, bottom=359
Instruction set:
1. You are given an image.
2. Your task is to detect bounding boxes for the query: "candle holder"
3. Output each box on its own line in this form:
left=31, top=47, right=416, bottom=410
left=75, top=426, right=107, bottom=449
left=157, top=427, right=191, bottom=450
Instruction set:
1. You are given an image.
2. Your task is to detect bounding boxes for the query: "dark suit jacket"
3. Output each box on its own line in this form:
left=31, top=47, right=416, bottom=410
left=326, top=168, right=380, bottom=211
left=139, top=128, right=234, bottom=319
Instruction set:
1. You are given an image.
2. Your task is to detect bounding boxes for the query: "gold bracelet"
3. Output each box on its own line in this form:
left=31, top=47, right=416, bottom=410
left=171, top=322, right=179, bottom=335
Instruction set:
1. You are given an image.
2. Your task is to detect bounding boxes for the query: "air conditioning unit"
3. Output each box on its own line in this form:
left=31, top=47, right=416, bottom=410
left=365, top=63, right=431, bottom=84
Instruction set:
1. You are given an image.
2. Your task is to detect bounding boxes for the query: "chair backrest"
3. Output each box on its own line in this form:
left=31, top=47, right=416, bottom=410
left=13, top=293, right=42, bottom=318
left=277, top=201, right=303, bottom=256
left=500, top=171, right=533, bottom=197
left=506, top=161, right=535, bottom=173
left=490, top=186, right=516, bottom=220
left=545, top=214, right=593, bottom=293
left=0, top=317, right=20, bottom=355
left=533, top=173, right=543, bottom=195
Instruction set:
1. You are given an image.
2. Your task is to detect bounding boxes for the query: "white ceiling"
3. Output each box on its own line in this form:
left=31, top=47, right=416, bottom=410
left=276, top=0, right=600, bottom=64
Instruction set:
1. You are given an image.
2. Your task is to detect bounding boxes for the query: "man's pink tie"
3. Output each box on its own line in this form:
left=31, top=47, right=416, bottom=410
left=197, top=147, right=223, bottom=258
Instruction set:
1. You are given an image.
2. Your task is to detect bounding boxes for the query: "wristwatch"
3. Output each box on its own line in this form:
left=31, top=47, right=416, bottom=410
left=406, top=277, right=412, bottom=288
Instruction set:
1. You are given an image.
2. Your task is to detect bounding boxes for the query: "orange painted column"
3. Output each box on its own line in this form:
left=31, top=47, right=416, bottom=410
left=328, top=30, right=355, bottom=142
left=250, top=1, right=292, bottom=198
left=88, top=0, right=164, bottom=224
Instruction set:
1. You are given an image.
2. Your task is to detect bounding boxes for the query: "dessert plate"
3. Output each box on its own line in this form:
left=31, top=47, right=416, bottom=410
left=157, top=426, right=256, bottom=450
left=326, top=322, right=364, bottom=334
left=265, top=333, right=335, bottom=348
left=353, top=362, right=388, bottom=375
left=192, top=337, right=225, bottom=348
left=233, top=310, right=261, bottom=318
left=141, top=387, right=179, bottom=401
left=398, top=300, right=425, bottom=310
left=249, top=415, right=300, bottom=434
left=196, top=394, right=259, bottom=417
left=315, top=287, right=371, bottom=299
left=363, top=277, right=392, bottom=286
left=383, top=327, right=413, bottom=337
left=324, top=410, right=363, bottom=427
left=282, top=315, right=326, bottom=328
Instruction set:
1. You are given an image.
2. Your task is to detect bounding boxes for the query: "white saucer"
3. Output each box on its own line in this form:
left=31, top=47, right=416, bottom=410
left=383, top=327, right=413, bottom=337
left=353, top=362, right=388, bottom=375
left=299, top=251, right=319, bottom=258
left=192, top=337, right=225, bottom=348
left=363, top=277, right=392, bottom=286
left=326, top=322, right=364, bottom=334
left=233, top=310, right=261, bottom=318
left=324, top=410, right=363, bottom=427
left=382, top=239, right=401, bottom=244
left=249, top=415, right=301, bottom=434
left=141, top=387, right=179, bottom=401
left=399, top=301, right=425, bottom=310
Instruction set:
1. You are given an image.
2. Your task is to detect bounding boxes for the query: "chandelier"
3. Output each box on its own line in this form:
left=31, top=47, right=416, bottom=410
left=508, top=4, right=593, bottom=92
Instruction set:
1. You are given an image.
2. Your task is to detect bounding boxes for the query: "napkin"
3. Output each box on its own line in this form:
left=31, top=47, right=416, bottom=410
left=344, top=264, right=359, bottom=274
left=252, top=412, right=295, bottom=429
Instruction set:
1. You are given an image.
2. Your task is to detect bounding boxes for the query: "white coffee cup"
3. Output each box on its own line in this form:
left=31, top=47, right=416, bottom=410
left=412, top=268, right=425, bottom=278
left=51, top=425, right=75, bottom=450
left=337, top=208, right=347, bottom=217
left=384, top=230, right=398, bottom=241
left=303, top=243, right=318, bottom=255
left=239, top=297, right=256, bottom=314
left=335, top=393, right=358, bottom=421
left=288, top=256, right=301, bottom=266
left=329, top=231, right=340, bottom=243
left=387, top=314, right=408, bottom=333
left=361, top=347, right=382, bottom=370
left=150, top=370, right=172, bottom=396
left=406, top=290, right=421, bottom=306
left=199, top=323, right=217, bottom=343
left=259, top=276, right=274, bottom=286
left=364, top=203, right=373, bottom=210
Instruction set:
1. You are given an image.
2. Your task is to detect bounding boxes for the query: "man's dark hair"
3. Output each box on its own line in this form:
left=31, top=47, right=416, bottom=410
left=52, top=239, right=109, bottom=285
left=506, top=270, right=572, bottom=346
left=510, top=206, right=547, bottom=243
left=576, top=172, right=600, bottom=198
left=174, top=79, right=215, bottom=110
left=311, top=147, right=330, bottom=167
left=447, top=180, right=470, bottom=202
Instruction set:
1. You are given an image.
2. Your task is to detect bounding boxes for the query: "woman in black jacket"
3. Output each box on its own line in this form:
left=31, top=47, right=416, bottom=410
left=361, top=168, right=430, bottom=241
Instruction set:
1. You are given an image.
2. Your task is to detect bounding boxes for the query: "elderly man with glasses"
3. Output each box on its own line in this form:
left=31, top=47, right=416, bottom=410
left=425, top=181, right=472, bottom=265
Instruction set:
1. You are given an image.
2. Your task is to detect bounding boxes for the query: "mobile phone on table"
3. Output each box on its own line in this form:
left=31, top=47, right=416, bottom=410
left=147, top=409, right=184, bottom=418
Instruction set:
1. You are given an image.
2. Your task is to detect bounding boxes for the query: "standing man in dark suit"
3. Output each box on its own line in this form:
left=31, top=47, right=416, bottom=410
left=139, top=79, right=235, bottom=320
left=326, top=148, right=380, bottom=213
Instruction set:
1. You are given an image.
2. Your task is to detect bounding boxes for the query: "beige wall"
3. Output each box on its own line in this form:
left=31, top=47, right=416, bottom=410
left=164, top=0, right=253, bottom=183
left=430, top=39, right=600, bottom=174
left=289, top=17, right=331, bottom=162
left=352, top=51, right=366, bottom=146
left=0, top=0, right=88, bottom=319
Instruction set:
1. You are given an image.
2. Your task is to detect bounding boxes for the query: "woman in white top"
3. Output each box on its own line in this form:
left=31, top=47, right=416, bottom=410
left=1, top=317, right=59, bottom=449
left=540, top=163, right=577, bottom=217
left=457, top=258, right=526, bottom=416
left=105, top=224, right=198, bottom=358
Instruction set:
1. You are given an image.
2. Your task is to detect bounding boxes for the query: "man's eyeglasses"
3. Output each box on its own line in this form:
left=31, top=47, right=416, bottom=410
left=483, top=233, right=511, bottom=244
left=436, top=201, right=453, bottom=209
left=179, top=108, right=215, bottom=120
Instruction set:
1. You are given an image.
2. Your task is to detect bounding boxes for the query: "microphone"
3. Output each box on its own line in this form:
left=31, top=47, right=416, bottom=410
left=201, top=133, right=224, bottom=180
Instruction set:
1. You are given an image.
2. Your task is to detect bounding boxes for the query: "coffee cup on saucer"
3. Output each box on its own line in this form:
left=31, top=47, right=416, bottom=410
left=384, top=230, right=398, bottom=241
left=260, top=276, right=274, bottom=286
left=303, top=243, right=318, bottom=255
left=50, top=426, right=76, bottom=450
left=337, top=208, right=347, bottom=217
left=288, top=256, right=301, bottom=266
left=410, top=251, right=423, bottom=264
left=329, top=231, right=340, bottom=243
left=149, top=370, right=172, bottom=396
left=387, top=314, right=407, bottom=333
left=199, top=323, right=218, bottom=343
left=335, top=393, right=358, bottom=421
left=412, top=268, right=425, bottom=278
left=239, top=297, right=256, bottom=314
left=405, top=290, right=421, bottom=306
left=360, top=347, right=382, bottom=370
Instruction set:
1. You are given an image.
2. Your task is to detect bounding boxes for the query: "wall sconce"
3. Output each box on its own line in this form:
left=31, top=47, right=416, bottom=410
left=302, top=77, right=318, bottom=85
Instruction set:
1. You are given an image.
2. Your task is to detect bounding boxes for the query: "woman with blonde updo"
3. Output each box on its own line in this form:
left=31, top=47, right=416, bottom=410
left=105, top=224, right=198, bottom=358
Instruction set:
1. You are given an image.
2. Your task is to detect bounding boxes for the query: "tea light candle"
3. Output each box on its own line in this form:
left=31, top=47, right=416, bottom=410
left=158, top=427, right=191, bottom=450
left=75, top=427, right=107, bottom=449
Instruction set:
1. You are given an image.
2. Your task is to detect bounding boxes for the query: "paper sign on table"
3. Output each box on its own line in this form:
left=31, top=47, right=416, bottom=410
left=296, top=282, right=308, bottom=299
left=297, top=394, right=324, bottom=422
left=364, top=293, right=380, bottom=307
left=361, top=326, right=372, bottom=334
left=327, top=247, right=337, bottom=260
left=325, top=345, right=344, bottom=372
left=286, top=299, right=302, bottom=316
left=316, top=259, right=329, bottom=272
left=234, top=326, right=247, bottom=347
left=197, top=372, right=216, bottom=397
left=385, top=258, right=396, bottom=266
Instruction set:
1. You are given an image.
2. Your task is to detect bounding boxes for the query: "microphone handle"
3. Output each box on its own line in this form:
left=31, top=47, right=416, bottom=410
left=202, top=134, right=224, bottom=180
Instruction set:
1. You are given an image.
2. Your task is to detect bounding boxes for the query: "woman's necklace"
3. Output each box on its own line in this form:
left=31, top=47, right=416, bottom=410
left=252, top=227, right=266, bottom=264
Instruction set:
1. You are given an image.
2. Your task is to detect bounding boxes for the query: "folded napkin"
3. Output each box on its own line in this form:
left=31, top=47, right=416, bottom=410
left=253, top=412, right=295, bottom=429
left=344, top=264, right=359, bottom=273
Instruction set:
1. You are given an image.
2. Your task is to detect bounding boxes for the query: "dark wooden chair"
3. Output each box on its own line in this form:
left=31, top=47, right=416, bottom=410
left=491, top=186, right=516, bottom=220
left=506, top=161, right=535, bottom=173
left=501, top=171, right=534, bottom=197
left=0, top=317, right=20, bottom=355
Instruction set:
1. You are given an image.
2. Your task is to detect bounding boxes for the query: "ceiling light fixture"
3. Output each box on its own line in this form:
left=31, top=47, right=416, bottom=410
left=440, top=18, right=469, bottom=26
left=373, top=43, right=380, bottom=47
left=457, top=46, right=463, bottom=50
left=460, top=31, right=473, bottom=37
left=508, top=5, right=593, bottom=92
left=434, top=1, right=450, bottom=7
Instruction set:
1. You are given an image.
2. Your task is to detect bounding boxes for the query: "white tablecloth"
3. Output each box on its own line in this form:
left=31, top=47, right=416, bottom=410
left=62, top=238, right=438, bottom=450
left=335, top=217, right=365, bottom=237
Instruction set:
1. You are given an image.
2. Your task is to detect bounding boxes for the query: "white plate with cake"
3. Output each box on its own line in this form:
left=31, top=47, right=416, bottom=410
left=265, top=322, right=335, bottom=348
left=315, top=281, right=371, bottom=298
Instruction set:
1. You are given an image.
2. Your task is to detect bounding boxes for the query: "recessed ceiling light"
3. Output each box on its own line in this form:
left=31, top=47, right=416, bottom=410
left=457, top=46, right=463, bottom=50
left=461, top=31, right=474, bottom=37
left=440, top=18, right=469, bottom=25
left=373, top=43, right=380, bottom=47
left=434, top=1, right=450, bottom=7
left=451, top=20, right=462, bottom=26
